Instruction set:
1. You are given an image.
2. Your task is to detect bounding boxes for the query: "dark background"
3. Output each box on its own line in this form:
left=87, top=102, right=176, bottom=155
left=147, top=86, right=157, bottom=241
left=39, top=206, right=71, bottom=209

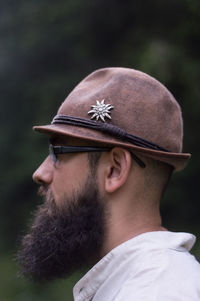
left=1, top=0, right=200, bottom=300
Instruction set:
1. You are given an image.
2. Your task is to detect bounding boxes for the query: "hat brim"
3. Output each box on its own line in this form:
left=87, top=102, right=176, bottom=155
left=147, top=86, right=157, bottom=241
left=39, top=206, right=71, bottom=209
left=33, top=124, right=191, bottom=171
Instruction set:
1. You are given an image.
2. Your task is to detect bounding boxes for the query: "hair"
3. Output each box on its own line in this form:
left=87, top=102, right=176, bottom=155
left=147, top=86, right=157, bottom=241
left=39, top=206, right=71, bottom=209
left=140, top=155, right=174, bottom=200
left=87, top=152, right=102, bottom=173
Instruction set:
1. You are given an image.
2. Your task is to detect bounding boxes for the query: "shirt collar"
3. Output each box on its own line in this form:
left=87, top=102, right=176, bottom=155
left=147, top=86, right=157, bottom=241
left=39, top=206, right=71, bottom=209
left=73, top=231, right=196, bottom=301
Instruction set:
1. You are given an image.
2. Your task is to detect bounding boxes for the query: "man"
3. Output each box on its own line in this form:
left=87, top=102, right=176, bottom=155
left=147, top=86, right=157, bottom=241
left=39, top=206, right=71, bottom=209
left=18, top=67, right=200, bottom=300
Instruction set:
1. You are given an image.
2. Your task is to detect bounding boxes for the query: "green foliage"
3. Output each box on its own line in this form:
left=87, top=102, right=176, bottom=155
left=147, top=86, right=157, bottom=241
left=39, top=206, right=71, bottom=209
left=0, top=253, right=81, bottom=300
left=1, top=0, right=200, bottom=299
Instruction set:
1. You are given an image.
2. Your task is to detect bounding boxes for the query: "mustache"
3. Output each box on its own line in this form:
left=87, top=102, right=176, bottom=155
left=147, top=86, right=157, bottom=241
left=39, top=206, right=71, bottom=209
left=38, top=186, right=53, bottom=201
left=37, top=186, right=57, bottom=215
left=38, top=185, right=50, bottom=197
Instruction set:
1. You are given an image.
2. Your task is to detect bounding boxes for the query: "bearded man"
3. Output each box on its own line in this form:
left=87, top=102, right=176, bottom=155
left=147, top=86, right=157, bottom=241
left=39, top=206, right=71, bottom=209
left=18, top=67, right=200, bottom=300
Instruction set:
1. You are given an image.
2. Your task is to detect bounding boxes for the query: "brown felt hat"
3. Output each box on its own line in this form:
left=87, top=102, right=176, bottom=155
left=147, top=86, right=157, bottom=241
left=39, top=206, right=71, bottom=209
left=34, top=67, right=191, bottom=171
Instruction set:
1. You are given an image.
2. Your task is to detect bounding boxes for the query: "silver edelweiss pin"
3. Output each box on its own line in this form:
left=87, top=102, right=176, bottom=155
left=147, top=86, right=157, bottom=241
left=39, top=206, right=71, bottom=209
left=88, top=99, right=114, bottom=122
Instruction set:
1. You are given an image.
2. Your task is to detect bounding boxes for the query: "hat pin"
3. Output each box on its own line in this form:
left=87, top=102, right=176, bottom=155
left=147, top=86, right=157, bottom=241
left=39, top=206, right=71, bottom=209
left=88, top=99, right=114, bottom=122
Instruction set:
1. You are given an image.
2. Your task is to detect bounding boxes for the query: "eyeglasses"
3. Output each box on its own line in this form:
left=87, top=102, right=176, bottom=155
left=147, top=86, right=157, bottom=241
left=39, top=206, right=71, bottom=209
left=49, top=144, right=146, bottom=168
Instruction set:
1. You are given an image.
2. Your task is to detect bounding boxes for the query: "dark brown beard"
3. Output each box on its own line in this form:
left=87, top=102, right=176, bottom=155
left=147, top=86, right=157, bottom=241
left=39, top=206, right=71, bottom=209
left=17, top=176, right=107, bottom=283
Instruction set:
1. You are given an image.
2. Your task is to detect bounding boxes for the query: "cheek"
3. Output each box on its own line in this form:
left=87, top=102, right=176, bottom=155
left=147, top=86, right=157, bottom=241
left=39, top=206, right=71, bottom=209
left=52, top=155, right=89, bottom=202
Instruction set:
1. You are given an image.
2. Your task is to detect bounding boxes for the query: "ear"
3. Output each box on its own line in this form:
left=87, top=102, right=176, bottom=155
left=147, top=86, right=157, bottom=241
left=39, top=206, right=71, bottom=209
left=105, top=148, right=132, bottom=193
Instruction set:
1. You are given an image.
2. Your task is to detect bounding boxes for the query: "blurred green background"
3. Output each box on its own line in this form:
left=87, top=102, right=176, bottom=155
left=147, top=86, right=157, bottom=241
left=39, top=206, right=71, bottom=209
left=1, top=0, right=200, bottom=300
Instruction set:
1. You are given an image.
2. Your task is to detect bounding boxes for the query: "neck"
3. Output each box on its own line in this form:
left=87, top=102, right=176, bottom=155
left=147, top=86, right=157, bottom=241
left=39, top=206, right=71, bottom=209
left=100, top=196, right=166, bottom=258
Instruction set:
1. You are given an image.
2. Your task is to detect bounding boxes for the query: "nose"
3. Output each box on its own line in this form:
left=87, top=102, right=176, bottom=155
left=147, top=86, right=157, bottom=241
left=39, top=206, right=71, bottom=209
left=32, top=156, right=53, bottom=185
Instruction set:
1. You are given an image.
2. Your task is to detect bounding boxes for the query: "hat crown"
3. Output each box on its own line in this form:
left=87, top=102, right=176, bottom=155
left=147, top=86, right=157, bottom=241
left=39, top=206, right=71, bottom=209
left=58, top=67, right=183, bottom=153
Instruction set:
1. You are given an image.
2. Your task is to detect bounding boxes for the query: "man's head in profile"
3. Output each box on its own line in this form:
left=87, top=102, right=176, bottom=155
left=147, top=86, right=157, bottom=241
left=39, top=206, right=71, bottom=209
left=18, top=67, right=190, bottom=283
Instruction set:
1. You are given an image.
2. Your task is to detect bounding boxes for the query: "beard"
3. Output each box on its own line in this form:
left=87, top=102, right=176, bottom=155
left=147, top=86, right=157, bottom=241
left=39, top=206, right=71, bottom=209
left=17, top=175, right=107, bottom=283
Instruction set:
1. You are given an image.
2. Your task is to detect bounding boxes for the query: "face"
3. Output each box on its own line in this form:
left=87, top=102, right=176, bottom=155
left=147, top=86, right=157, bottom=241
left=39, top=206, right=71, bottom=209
left=17, top=136, right=108, bottom=282
left=32, top=136, right=91, bottom=207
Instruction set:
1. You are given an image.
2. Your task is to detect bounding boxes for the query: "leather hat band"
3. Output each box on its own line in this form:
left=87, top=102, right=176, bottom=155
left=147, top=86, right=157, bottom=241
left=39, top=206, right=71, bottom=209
left=52, top=115, right=170, bottom=153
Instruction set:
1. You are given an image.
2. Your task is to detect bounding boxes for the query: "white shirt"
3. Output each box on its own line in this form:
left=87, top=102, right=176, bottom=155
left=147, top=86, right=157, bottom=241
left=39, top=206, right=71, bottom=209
left=73, top=231, right=200, bottom=301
